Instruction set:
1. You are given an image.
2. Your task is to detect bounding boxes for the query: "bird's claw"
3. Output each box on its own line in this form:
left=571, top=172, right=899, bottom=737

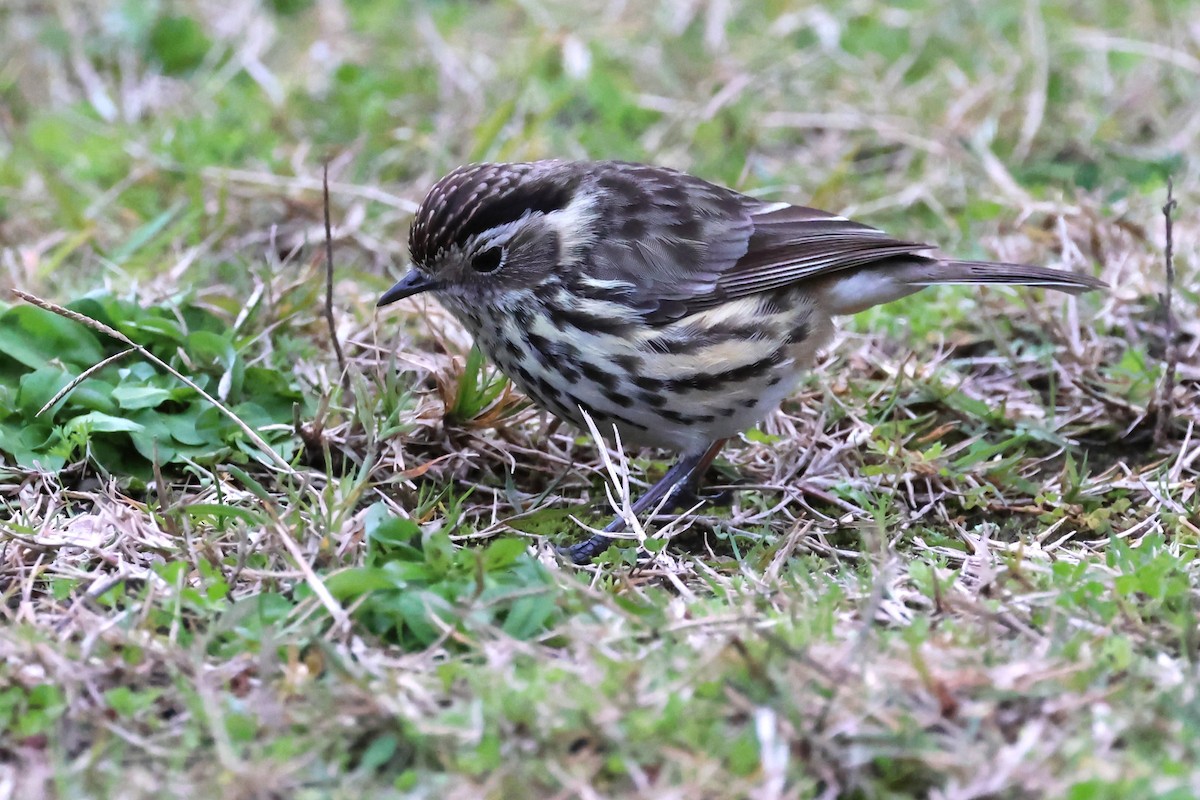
left=667, top=484, right=735, bottom=509
left=558, top=534, right=615, bottom=565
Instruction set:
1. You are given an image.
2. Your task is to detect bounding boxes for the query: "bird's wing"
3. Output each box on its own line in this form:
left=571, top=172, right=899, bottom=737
left=703, top=202, right=934, bottom=306
left=586, top=164, right=934, bottom=323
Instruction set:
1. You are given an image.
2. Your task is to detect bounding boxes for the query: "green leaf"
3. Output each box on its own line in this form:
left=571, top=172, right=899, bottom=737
left=224, top=712, right=257, bottom=744
left=395, top=591, right=450, bottom=647
left=743, top=428, right=780, bottom=445
left=448, top=345, right=509, bottom=421
left=17, top=367, right=71, bottom=417
left=482, top=537, right=528, bottom=571
left=501, top=593, right=557, bottom=639
left=324, top=567, right=402, bottom=599
left=225, top=464, right=273, bottom=503
left=504, top=505, right=578, bottom=536
left=266, top=0, right=315, bottom=15
left=356, top=733, right=399, bottom=773
left=108, top=201, right=188, bottom=264
left=180, top=503, right=268, bottom=526
left=421, top=528, right=456, bottom=576
left=147, top=15, right=212, bottom=75
left=365, top=503, right=423, bottom=552
left=185, top=330, right=235, bottom=363
left=125, top=315, right=187, bottom=345
left=62, top=412, right=144, bottom=437
left=161, top=407, right=210, bottom=446
left=104, top=686, right=160, bottom=717
left=643, top=536, right=667, bottom=553
left=68, top=379, right=120, bottom=415
left=0, top=419, right=63, bottom=469
left=112, top=385, right=173, bottom=410
left=0, top=305, right=106, bottom=371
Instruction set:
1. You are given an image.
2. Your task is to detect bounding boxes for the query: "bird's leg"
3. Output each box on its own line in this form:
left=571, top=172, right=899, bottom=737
left=665, top=458, right=737, bottom=509
left=561, top=439, right=727, bottom=564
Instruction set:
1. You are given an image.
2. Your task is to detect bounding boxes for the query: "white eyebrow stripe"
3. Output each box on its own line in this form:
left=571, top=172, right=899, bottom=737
left=544, top=192, right=602, bottom=264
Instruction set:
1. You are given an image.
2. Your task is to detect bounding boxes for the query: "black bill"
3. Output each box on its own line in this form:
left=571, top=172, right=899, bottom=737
left=377, top=270, right=440, bottom=307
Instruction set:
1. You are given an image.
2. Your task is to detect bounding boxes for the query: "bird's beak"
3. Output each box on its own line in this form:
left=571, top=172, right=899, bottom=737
left=377, top=269, right=440, bottom=307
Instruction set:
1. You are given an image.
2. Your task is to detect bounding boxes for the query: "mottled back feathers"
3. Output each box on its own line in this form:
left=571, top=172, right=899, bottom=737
left=407, top=160, right=1105, bottom=324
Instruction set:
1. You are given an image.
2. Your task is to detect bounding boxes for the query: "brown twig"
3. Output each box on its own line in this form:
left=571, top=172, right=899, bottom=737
left=323, top=161, right=351, bottom=396
left=1154, top=177, right=1178, bottom=448
left=37, top=347, right=137, bottom=416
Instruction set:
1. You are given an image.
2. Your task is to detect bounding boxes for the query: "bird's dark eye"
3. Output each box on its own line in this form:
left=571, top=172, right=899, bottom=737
left=471, top=246, right=504, bottom=274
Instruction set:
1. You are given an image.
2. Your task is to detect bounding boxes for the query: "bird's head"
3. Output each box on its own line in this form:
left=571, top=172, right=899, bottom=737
left=377, top=161, right=594, bottom=309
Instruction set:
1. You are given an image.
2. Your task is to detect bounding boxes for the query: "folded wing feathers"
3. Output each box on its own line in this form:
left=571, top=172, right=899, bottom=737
left=633, top=200, right=1106, bottom=321
left=704, top=204, right=934, bottom=301
left=725, top=202, right=1107, bottom=298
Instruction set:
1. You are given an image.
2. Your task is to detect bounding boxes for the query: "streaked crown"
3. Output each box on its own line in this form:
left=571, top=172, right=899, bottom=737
left=408, top=161, right=579, bottom=268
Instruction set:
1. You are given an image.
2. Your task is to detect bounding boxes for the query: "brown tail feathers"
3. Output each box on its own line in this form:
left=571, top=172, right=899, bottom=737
left=910, top=259, right=1109, bottom=295
left=820, top=258, right=1107, bottom=315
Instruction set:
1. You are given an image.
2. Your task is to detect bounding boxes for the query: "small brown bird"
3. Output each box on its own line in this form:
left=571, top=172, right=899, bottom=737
left=379, top=160, right=1106, bottom=563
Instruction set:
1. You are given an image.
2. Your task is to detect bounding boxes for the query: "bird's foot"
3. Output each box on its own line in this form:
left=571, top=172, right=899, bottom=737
left=559, top=533, right=616, bottom=565
left=666, top=483, right=736, bottom=510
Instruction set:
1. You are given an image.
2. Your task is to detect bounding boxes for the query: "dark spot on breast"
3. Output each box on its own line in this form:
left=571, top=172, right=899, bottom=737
left=718, top=407, right=737, bottom=417
left=535, top=375, right=562, bottom=400
left=665, top=348, right=786, bottom=393
left=603, top=389, right=634, bottom=408
left=741, top=397, right=759, bottom=408
left=787, top=321, right=810, bottom=344
left=547, top=304, right=631, bottom=336
left=758, top=289, right=795, bottom=316
left=642, top=322, right=762, bottom=355
left=579, top=361, right=618, bottom=390
left=525, top=331, right=585, bottom=378
left=641, top=336, right=695, bottom=355
left=525, top=331, right=551, bottom=360
left=638, top=391, right=668, bottom=408
left=633, top=375, right=666, bottom=392
left=557, top=340, right=583, bottom=361
left=614, top=354, right=643, bottom=372
left=656, top=408, right=711, bottom=426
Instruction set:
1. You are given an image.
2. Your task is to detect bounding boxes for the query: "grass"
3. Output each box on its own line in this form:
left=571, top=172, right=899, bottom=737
left=1, top=0, right=1198, bottom=797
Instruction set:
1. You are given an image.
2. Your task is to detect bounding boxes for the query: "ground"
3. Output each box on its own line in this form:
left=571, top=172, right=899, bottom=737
left=0, top=1, right=1198, bottom=798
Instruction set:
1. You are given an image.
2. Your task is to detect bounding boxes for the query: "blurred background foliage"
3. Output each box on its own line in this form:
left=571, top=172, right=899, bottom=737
left=1, top=0, right=1191, bottom=297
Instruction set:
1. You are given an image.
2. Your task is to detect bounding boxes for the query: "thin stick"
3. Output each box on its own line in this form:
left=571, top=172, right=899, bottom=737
left=1154, top=177, right=1178, bottom=448
left=37, top=347, right=136, bottom=416
left=323, top=162, right=351, bottom=395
